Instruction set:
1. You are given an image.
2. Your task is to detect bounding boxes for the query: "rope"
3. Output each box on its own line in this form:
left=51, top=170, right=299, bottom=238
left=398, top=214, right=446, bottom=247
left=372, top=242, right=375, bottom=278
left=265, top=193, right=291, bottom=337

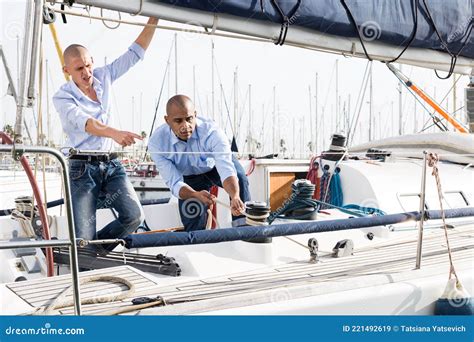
left=94, top=296, right=166, bottom=315
left=267, top=0, right=302, bottom=46
left=100, top=8, right=121, bottom=29
left=306, top=155, right=321, bottom=200
left=215, top=199, right=270, bottom=226
left=427, top=153, right=459, bottom=282
left=11, top=210, right=36, bottom=238
left=329, top=167, right=343, bottom=207
left=421, top=0, right=473, bottom=79
left=246, top=158, right=256, bottom=176
left=36, top=275, right=135, bottom=315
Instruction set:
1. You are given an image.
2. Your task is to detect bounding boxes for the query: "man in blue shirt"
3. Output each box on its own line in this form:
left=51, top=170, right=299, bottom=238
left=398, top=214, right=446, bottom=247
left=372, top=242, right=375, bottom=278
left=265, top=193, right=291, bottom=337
left=53, top=17, right=158, bottom=254
left=148, top=95, right=251, bottom=231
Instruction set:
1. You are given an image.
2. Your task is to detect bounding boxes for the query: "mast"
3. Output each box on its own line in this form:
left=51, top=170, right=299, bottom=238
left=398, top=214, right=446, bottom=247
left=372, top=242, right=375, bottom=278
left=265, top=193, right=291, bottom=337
left=321, top=106, right=325, bottom=149
left=315, top=72, right=318, bottom=154
left=308, top=85, right=313, bottom=152
left=167, top=57, right=171, bottom=99
left=219, top=86, right=223, bottom=128
left=335, top=59, right=339, bottom=132
left=391, top=101, right=394, bottom=136
left=139, top=92, right=143, bottom=134
left=192, top=65, right=196, bottom=103
left=45, top=59, right=51, bottom=145
left=369, top=62, right=373, bottom=141
left=233, top=67, right=238, bottom=140
left=292, top=116, right=296, bottom=158
left=272, top=86, right=276, bottom=153
left=398, top=64, right=403, bottom=135
left=301, top=117, right=305, bottom=157
left=174, top=33, right=178, bottom=94
left=16, top=35, right=20, bottom=93
left=248, top=83, right=252, bottom=154
left=14, top=0, right=35, bottom=142
left=211, top=40, right=215, bottom=121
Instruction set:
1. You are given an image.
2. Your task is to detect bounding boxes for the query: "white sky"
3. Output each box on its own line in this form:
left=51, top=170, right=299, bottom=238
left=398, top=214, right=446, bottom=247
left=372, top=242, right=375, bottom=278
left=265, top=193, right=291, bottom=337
left=0, top=0, right=471, bottom=157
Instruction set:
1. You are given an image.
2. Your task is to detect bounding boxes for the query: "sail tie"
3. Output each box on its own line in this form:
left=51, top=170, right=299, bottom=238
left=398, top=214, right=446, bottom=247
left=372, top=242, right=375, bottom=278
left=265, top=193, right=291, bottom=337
left=260, top=0, right=302, bottom=46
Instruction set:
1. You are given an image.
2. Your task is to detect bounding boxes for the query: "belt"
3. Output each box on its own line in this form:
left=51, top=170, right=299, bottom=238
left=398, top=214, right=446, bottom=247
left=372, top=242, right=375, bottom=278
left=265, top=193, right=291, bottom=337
left=69, top=153, right=118, bottom=162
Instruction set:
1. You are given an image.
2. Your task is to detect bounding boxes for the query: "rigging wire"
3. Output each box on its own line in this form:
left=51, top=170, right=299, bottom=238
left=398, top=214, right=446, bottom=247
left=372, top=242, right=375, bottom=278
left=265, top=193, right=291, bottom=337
left=386, top=65, right=449, bottom=132
left=347, top=60, right=371, bottom=145
left=212, top=57, right=237, bottom=140
left=142, top=39, right=175, bottom=161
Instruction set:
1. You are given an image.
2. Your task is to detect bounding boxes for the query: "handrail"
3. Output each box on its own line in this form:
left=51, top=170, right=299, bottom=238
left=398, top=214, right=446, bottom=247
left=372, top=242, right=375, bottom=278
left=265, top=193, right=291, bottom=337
left=0, top=239, right=72, bottom=249
left=0, top=144, right=82, bottom=315
left=415, top=151, right=428, bottom=269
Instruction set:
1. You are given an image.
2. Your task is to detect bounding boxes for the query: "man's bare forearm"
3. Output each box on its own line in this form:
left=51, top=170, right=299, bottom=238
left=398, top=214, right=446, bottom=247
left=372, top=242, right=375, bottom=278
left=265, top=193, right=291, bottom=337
left=85, top=118, right=117, bottom=138
left=135, top=17, right=158, bottom=51
left=179, top=185, right=197, bottom=200
left=179, top=185, right=215, bottom=206
left=85, top=119, right=141, bottom=147
left=223, top=176, right=240, bottom=199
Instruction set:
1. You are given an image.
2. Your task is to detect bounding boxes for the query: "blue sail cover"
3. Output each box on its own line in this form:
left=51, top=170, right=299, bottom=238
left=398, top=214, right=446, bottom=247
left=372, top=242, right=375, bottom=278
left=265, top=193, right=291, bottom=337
left=156, top=0, right=474, bottom=60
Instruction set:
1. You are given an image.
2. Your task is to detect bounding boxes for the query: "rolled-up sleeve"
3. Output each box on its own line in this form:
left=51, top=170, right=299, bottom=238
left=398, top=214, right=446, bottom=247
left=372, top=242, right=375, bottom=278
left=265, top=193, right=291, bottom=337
left=53, top=95, right=90, bottom=134
left=208, top=129, right=236, bottom=182
left=149, top=141, right=186, bottom=199
left=107, top=42, right=145, bottom=82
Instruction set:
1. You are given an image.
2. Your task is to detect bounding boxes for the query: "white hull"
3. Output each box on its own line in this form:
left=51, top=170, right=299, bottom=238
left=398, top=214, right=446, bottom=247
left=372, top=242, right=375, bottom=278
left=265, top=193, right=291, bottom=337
left=0, top=133, right=472, bottom=315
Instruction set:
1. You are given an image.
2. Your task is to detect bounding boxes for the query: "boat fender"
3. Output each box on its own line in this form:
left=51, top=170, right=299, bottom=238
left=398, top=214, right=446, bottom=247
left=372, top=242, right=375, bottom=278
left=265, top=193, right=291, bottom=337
left=434, top=278, right=473, bottom=315
left=332, top=239, right=354, bottom=258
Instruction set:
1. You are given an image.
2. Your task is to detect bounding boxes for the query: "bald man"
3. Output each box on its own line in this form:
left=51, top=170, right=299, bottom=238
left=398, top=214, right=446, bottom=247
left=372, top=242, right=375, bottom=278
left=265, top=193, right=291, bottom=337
left=148, top=95, right=251, bottom=231
left=53, top=18, right=158, bottom=256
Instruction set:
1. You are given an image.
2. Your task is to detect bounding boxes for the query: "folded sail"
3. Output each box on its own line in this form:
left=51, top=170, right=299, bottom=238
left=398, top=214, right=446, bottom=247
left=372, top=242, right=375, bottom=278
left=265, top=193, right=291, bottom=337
left=74, top=0, right=473, bottom=74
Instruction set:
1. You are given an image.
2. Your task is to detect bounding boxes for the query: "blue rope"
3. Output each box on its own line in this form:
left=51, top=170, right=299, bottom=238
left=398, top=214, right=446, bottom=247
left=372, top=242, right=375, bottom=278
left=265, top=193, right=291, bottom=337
left=329, top=167, right=343, bottom=207
left=268, top=180, right=385, bottom=224
left=342, top=204, right=386, bottom=216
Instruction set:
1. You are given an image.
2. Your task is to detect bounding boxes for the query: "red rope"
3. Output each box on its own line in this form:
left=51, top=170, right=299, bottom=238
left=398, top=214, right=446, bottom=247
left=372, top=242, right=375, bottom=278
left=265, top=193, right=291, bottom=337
left=210, top=185, right=219, bottom=229
left=246, top=158, right=256, bottom=176
left=0, top=132, right=54, bottom=277
left=306, top=155, right=321, bottom=200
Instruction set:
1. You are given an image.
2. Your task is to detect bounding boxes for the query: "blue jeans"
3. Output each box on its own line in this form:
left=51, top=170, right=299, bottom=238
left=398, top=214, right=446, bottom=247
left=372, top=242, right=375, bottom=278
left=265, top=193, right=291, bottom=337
left=68, top=158, right=144, bottom=252
left=178, top=157, right=251, bottom=231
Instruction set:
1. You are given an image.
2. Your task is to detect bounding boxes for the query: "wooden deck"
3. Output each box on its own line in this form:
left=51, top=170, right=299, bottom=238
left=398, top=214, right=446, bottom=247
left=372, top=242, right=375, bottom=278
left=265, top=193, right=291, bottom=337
left=5, top=224, right=473, bottom=315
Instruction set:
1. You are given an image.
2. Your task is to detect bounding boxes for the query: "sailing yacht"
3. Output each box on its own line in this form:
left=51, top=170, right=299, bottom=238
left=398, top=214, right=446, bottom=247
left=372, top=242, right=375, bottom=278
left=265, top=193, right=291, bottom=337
left=0, top=0, right=473, bottom=316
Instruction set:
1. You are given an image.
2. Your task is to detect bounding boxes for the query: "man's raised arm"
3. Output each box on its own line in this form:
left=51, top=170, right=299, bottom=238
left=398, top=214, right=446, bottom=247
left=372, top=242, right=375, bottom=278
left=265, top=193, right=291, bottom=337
left=135, top=17, right=159, bottom=51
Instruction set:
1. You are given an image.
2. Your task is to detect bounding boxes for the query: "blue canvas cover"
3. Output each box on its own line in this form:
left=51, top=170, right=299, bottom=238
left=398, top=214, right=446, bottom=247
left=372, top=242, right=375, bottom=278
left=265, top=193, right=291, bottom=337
left=124, top=207, right=474, bottom=248
left=156, top=0, right=473, bottom=60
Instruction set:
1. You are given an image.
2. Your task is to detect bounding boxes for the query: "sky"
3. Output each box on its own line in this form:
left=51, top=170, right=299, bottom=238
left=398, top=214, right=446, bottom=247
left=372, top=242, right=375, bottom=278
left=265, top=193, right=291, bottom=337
left=0, top=0, right=471, bottom=157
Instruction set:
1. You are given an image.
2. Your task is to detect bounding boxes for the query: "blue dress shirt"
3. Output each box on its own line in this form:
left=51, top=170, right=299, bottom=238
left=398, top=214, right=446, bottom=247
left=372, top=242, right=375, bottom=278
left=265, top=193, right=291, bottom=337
left=53, top=42, right=145, bottom=152
left=148, top=117, right=237, bottom=198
